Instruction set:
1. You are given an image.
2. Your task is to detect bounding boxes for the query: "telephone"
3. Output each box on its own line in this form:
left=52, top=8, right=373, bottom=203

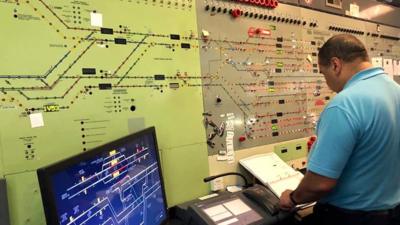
left=186, top=184, right=292, bottom=225
left=242, top=184, right=280, bottom=216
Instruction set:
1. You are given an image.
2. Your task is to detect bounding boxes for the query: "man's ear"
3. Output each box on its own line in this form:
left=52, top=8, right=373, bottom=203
left=330, top=57, right=342, bottom=76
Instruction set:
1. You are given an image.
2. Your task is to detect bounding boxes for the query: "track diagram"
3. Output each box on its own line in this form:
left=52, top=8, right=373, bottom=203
left=52, top=144, right=166, bottom=225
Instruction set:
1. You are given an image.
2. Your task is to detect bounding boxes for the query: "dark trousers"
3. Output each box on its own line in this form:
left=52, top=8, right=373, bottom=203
left=300, top=203, right=400, bottom=225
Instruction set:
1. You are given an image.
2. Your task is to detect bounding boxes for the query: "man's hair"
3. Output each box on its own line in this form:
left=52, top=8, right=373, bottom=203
left=318, top=34, right=369, bottom=66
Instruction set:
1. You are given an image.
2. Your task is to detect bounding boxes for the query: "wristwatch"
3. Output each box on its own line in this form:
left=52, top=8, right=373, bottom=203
left=289, top=191, right=298, bottom=205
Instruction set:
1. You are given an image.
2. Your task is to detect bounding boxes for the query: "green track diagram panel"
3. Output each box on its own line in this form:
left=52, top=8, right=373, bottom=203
left=0, top=1, right=209, bottom=224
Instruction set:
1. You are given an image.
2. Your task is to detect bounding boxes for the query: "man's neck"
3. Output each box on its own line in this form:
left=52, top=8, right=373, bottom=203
left=343, top=60, right=373, bottom=82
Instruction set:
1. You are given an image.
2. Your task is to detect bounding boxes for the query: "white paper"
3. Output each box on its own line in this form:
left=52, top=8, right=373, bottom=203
left=223, top=199, right=251, bottom=216
left=90, top=12, right=103, bottom=27
left=29, top=113, right=44, bottom=128
left=372, top=57, right=383, bottom=68
left=239, top=152, right=302, bottom=196
left=226, top=120, right=234, bottom=131
left=217, top=155, right=228, bottom=161
left=383, top=58, right=394, bottom=79
left=393, top=60, right=400, bottom=76
left=269, top=173, right=304, bottom=197
left=218, top=218, right=238, bottom=225
left=203, top=205, right=227, bottom=218
left=349, top=3, right=359, bottom=17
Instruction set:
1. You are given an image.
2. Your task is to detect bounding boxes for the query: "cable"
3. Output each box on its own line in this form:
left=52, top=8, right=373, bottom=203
left=203, top=172, right=250, bottom=188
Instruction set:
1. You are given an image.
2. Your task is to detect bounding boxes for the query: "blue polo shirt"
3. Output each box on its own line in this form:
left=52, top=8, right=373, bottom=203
left=308, top=67, right=400, bottom=210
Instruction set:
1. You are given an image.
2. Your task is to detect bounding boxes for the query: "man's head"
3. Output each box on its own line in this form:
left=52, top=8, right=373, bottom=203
left=318, top=34, right=371, bottom=92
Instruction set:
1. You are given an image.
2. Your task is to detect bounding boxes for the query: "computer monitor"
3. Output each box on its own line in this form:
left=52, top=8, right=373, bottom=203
left=37, top=127, right=168, bottom=225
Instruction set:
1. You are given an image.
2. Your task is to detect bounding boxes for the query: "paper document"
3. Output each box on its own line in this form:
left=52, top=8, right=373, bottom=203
left=393, top=60, right=400, bottom=76
left=372, top=57, right=383, bottom=68
left=383, top=58, right=394, bottom=79
left=239, top=152, right=303, bottom=197
left=29, top=113, right=44, bottom=128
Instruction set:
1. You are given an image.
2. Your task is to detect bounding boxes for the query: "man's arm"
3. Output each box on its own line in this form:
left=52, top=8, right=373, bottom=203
left=280, top=171, right=337, bottom=210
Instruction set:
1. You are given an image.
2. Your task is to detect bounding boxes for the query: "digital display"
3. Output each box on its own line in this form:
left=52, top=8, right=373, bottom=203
left=38, top=128, right=167, bottom=225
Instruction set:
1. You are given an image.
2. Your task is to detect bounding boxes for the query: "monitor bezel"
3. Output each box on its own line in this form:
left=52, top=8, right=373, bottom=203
left=37, top=127, right=168, bottom=225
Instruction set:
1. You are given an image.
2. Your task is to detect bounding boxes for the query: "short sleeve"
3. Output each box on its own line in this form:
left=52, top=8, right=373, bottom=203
left=308, top=106, right=358, bottom=179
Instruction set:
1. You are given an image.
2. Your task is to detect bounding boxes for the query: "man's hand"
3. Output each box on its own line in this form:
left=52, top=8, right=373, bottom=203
left=279, top=189, right=295, bottom=211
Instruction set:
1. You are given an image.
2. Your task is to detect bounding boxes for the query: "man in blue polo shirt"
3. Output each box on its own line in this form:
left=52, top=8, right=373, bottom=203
left=279, top=34, right=400, bottom=225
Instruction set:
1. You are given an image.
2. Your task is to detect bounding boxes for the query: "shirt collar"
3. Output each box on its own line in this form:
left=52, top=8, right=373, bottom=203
left=344, top=67, right=385, bottom=90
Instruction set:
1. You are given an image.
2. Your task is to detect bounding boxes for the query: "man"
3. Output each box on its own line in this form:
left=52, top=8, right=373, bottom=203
left=279, top=34, right=400, bottom=225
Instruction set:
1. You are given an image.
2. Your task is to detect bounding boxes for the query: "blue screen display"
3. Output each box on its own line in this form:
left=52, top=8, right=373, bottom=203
left=50, top=132, right=167, bottom=225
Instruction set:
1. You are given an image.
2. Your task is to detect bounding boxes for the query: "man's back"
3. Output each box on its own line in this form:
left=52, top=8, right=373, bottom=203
left=308, top=67, right=400, bottom=210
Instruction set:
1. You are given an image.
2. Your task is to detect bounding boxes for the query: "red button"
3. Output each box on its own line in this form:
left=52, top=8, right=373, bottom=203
left=239, top=136, right=246, bottom=142
left=231, top=9, right=241, bottom=18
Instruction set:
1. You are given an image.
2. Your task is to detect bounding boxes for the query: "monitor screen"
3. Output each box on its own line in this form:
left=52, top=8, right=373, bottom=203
left=37, top=127, right=168, bottom=225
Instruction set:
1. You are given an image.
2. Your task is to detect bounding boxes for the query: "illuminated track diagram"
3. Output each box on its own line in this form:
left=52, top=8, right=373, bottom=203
left=56, top=146, right=163, bottom=225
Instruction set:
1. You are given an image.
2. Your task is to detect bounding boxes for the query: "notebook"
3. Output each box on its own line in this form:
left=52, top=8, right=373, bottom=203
left=239, top=152, right=304, bottom=198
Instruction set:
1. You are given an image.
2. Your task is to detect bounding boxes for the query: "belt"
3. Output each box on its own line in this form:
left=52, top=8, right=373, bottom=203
left=315, top=203, right=400, bottom=217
